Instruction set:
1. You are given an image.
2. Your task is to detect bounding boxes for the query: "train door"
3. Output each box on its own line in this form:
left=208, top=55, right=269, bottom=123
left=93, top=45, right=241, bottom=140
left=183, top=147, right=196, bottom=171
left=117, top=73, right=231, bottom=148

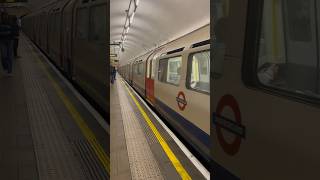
left=145, top=56, right=151, bottom=102
left=183, top=47, right=210, bottom=160
left=145, top=52, right=156, bottom=104
left=155, top=52, right=185, bottom=115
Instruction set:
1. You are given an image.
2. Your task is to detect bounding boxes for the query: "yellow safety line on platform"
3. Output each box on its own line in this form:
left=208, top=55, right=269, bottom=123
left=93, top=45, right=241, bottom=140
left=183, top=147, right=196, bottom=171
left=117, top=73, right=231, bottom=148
left=25, top=39, right=110, bottom=175
left=121, top=79, right=192, bottom=180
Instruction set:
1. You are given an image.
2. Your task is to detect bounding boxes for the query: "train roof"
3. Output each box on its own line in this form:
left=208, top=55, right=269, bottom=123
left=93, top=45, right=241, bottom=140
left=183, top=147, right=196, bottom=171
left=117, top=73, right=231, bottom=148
left=127, top=24, right=210, bottom=65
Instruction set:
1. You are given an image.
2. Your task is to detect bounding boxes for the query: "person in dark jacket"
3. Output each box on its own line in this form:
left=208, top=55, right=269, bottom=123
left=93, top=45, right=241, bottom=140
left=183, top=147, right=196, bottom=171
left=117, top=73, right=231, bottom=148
left=0, top=12, right=14, bottom=75
left=110, top=65, right=114, bottom=84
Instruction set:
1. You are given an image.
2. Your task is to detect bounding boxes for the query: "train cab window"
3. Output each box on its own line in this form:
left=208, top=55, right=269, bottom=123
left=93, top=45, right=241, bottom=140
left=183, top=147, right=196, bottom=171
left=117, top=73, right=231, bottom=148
left=90, top=5, right=106, bottom=42
left=76, top=8, right=89, bottom=39
left=255, top=0, right=320, bottom=100
left=158, top=56, right=182, bottom=85
left=187, top=50, right=210, bottom=93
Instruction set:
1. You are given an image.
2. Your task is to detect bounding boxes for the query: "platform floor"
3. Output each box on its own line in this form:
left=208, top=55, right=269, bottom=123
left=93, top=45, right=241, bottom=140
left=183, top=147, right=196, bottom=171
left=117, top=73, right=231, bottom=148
left=110, top=76, right=209, bottom=180
left=0, top=35, right=109, bottom=180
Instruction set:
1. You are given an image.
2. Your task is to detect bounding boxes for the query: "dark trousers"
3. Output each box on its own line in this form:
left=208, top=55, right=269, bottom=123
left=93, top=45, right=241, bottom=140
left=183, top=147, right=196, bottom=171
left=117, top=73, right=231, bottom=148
left=111, top=72, right=116, bottom=84
left=13, top=38, right=19, bottom=57
left=0, top=40, right=14, bottom=73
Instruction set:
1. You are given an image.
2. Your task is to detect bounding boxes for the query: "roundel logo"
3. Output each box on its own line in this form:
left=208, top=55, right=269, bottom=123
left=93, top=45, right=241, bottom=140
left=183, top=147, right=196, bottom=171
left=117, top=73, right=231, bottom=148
left=176, top=91, right=187, bottom=111
left=213, top=94, right=245, bottom=156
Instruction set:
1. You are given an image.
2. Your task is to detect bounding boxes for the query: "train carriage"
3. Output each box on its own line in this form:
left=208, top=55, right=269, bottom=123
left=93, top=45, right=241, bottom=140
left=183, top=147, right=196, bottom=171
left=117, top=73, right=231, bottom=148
left=22, top=0, right=108, bottom=118
left=211, top=0, right=320, bottom=179
left=119, top=24, right=211, bottom=164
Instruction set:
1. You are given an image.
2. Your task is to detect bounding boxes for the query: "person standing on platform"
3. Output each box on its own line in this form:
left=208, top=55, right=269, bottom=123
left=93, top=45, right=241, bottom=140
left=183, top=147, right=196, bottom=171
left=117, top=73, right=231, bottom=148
left=113, top=66, right=117, bottom=80
left=110, top=65, right=117, bottom=84
left=0, top=12, right=14, bottom=76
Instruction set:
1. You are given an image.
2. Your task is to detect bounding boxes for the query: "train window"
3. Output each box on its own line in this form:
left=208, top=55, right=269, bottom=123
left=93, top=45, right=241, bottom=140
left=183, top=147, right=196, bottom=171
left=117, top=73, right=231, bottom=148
left=90, top=5, right=106, bottom=42
left=76, top=8, right=89, bottom=39
left=133, top=64, right=138, bottom=74
left=158, top=56, right=182, bottom=85
left=255, top=0, right=320, bottom=100
left=212, top=0, right=228, bottom=79
left=151, top=58, right=156, bottom=79
left=187, top=50, right=210, bottom=93
left=286, top=0, right=312, bottom=42
left=137, top=63, right=144, bottom=76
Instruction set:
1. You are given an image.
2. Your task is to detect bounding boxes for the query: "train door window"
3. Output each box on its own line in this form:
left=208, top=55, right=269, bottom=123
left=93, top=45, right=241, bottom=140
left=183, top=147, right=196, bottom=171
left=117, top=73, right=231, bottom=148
left=158, top=59, right=168, bottom=82
left=76, top=8, right=89, bottom=39
left=146, top=59, right=151, bottom=78
left=253, top=0, right=320, bottom=100
left=90, top=5, right=106, bottom=42
left=137, top=63, right=144, bottom=76
left=187, top=50, right=210, bottom=93
left=158, top=56, right=182, bottom=85
left=151, top=58, right=156, bottom=79
left=133, top=64, right=138, bottom=74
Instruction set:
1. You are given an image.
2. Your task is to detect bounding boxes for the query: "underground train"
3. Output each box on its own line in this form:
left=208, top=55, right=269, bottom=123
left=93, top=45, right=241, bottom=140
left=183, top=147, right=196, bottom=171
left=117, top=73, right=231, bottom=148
left=22, top=0, right=107, bottom=118
left=211, top=0, right=320, bottom=179
left=118, top=24, right=210, bottom=163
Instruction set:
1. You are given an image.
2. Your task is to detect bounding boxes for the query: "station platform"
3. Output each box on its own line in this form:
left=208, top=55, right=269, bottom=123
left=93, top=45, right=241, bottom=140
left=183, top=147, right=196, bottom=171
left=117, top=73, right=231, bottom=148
left=110, top=76, right=210, bottom=180
left=0, top=35, right=109, bottom=180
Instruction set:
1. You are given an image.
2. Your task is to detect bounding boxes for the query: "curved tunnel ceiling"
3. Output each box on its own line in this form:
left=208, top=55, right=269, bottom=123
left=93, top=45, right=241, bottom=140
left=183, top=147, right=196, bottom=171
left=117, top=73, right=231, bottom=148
left=1, top=0, right=54, bottom=15
left=110, top=0, right=210, bottom=64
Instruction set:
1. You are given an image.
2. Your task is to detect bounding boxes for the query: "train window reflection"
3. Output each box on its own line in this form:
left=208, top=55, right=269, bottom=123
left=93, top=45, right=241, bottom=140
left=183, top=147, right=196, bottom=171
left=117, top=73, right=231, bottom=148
left=188, top=51, right=210, bottom=93
left=137, top=63, right=144, bottom=75
left=286, top=0, right=312, bottom=42
left=158, top=56, right=182, bottom=85
left=76, top=8, right=89, bottom=39
left=212, top=0, right=229, bottom=79
left=257, top=0, right=320, bottom=99
left=90, top=5, right=106, bottom=42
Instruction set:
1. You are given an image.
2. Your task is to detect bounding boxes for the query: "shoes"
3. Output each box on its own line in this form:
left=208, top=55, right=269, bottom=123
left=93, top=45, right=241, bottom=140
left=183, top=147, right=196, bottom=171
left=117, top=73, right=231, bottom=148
left=2, top=71, right=14, bottom=77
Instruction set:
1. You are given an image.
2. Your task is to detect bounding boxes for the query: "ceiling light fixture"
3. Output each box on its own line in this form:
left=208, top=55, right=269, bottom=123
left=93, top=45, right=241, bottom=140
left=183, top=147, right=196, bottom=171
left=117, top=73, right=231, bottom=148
left=129, top=12, right=135, bottom=25
left=135, top=0, right=140, bottom=7
left=120, top=0, right=139, bottom=51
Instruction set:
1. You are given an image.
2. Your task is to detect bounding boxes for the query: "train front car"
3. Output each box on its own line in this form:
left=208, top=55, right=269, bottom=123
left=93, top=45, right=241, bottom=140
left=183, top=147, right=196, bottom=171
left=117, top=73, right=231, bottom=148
left=120, top=24, right=211, bottom=165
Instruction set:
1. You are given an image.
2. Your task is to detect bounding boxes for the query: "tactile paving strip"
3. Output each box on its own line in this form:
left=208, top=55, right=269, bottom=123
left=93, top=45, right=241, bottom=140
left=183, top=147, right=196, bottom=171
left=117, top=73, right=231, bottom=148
left=117, top=79, right=164, bottom=180
left=20, top=36, right=87, bottom=180
left=74, top=139, right=108, bottom=180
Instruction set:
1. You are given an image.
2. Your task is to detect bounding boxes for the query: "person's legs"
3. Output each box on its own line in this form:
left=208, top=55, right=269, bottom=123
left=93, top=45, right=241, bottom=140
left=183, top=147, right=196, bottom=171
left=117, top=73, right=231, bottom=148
left=6, top=40, right=14, bottom=74
left=111, top=75, right=114, bottom=84
left=0, top=41, right=8, bottom=72
left=13, top=38, right=18, bottom=57
left=112, top=73, right=115, bottom=81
